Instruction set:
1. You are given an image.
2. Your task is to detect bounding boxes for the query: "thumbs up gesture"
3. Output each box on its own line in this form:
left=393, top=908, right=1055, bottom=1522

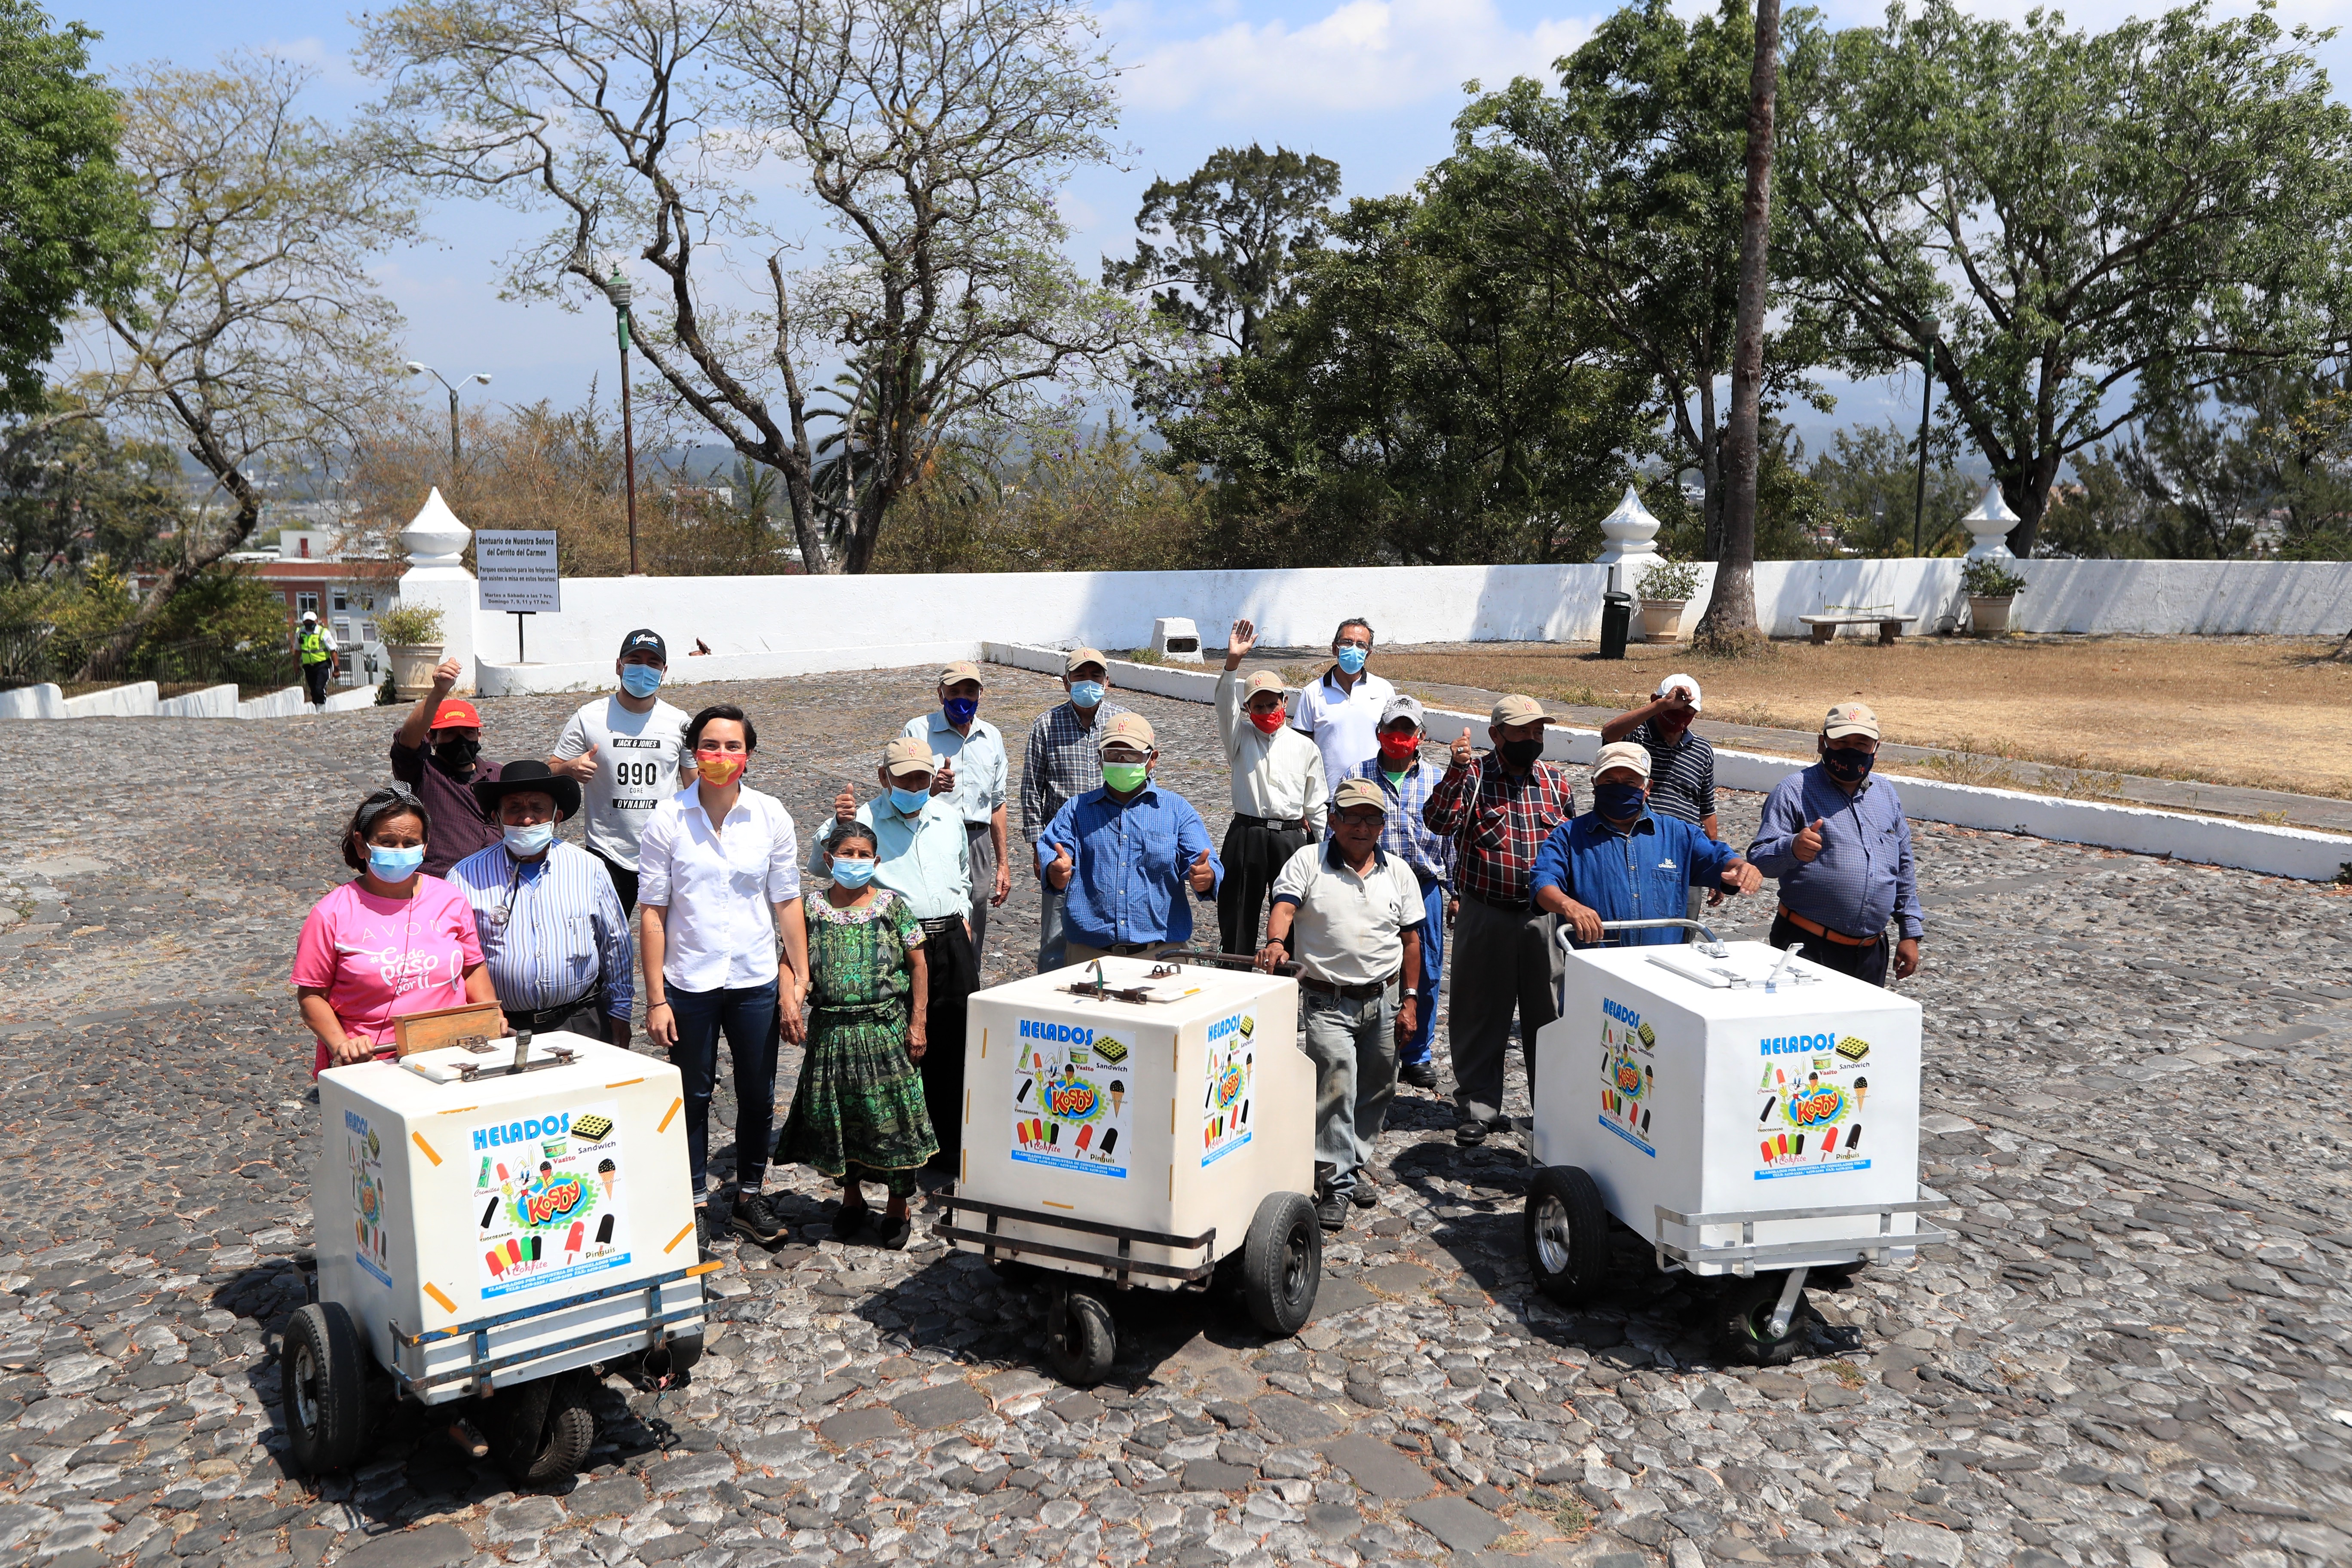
left=1047, top=842, right=1074, bottom=891
left=1188, top=847, right=1216, bottom=893
left=833, top=785, right=856, bottom=822
left=550, top=744, right=599, bottom=781
left=1794, top=817, right=1828, bottom=863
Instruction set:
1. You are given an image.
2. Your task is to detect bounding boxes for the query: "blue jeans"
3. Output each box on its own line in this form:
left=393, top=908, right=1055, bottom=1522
left=667, top=980, right=780, bottom=1196
left=1301, top=989, right=1396, bottom=1199
left=1036, top=888, right=1069, bottom=974
left=1401, top=877, right=1444, bottom=1066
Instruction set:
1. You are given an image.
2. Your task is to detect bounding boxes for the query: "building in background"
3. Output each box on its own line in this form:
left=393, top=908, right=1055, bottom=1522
left=225, top=505, right=401, bottom=688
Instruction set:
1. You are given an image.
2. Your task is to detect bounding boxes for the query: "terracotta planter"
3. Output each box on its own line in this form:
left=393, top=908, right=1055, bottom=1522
left=386, top=643, right=445, bottom=699
left=1638, top=599, right=1688, bottom=642
left=1968, top=595, right=2015, bottom=635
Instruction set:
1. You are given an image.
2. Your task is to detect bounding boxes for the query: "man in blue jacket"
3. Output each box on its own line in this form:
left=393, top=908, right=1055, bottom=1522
left=1533, top=743, right=1760, bottom=947
left=1746, top=702, right=1924, bottom=985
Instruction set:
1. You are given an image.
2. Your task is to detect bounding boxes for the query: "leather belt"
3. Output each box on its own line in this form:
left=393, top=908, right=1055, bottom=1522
left=1299, top=971, right=1397, bottom=1001
left=1234, top=813, right=1308, bottom=832
left=918, top=916, right=966, bottom=936
left=1461, top=887, right=1531, bottom=913
left=506, top=989, right=603, bottom=1032
left=1777, top=904, right=1880, bottom=948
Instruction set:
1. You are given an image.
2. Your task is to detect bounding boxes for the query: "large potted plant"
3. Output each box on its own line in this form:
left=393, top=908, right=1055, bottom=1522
left=375, top=603, right=446, bottom=697
left=1962, top=558, right=2027, bottom=635
left=1635, top=557, right=1701, bottom=642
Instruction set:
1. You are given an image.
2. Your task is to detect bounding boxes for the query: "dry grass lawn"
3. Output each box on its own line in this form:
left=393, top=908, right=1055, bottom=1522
left=1368, top=635, right=2352, bottom=800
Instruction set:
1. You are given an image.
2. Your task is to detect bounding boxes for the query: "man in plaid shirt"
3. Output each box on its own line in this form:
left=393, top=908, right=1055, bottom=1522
left=1020, top=648, right=1129, bottom=971
left=1347, top=694, right=1452, bottom=1091
left=1422, top=693, right=1576, bottom=1145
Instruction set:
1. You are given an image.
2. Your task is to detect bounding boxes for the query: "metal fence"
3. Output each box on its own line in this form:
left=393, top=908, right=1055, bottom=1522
left=0, top=623, right=298, bottom=694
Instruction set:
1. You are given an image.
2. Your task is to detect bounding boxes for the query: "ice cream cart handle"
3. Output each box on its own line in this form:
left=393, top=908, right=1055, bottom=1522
left=1555, top=919, right=1729, bottom=1008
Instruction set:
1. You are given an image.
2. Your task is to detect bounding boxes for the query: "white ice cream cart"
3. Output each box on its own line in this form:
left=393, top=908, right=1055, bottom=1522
left=1523, top=922, right=1951, bottom=1364
left=291, top=1030, right=715, bottom=1479
left=939, top=952, right=1320, bottom=1385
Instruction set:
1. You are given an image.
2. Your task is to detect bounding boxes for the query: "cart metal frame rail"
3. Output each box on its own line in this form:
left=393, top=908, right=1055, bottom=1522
left=1651, top=1188, right=1954, bottom=1277
left=383, top=1258, right=721, bottom=1400
left=938, top=1194, right=1216, bottom=1290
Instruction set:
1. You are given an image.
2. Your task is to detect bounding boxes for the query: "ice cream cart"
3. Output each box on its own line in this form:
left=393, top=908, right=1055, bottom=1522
left=290, top=1030, right=716, bottom=1480
left=1523, top=921, right=1951, bottom=1364
left=939, top=953, right=1320, bottom=1385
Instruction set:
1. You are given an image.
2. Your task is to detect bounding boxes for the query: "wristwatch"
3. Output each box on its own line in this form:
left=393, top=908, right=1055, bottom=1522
left=1399, top=988, right=1421, bottom=999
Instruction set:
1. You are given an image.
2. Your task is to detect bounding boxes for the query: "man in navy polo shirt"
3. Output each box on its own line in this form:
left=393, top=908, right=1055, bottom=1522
left=1532, top=743, right=1761, bottom=948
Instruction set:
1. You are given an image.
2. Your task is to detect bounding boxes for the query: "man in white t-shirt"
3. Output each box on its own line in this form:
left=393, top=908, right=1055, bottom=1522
left=548, top=628, right=690, bottom=914
left=1289, top=616, right=1397, bottom=791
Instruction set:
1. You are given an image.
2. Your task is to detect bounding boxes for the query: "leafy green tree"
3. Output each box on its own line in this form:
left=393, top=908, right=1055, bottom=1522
left=1806, top=421, right=1978, bottom=556
left=1779, top=0, right=2352, bottom=557
left=0, top=398, right=184, bottom=582
left=1104, top=144, right=1341, bottom=358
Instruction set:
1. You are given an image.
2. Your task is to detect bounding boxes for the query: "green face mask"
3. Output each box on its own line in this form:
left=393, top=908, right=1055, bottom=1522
left=1102, top=761, right=1149, bottom=793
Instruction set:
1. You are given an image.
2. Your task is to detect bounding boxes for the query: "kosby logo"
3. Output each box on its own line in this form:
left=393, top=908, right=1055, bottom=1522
left=1020, top=1020, right=1093, bottom=1045
left=1760, top=1030, right=1837, bottom=1056
left=1785, top=1086, right=1848, bottom=1127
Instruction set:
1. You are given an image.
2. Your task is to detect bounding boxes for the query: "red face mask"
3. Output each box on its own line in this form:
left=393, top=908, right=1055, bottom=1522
left=1250, top=707, right=1286, bottom=735
left=1378, top=732, right=1420, bottom=763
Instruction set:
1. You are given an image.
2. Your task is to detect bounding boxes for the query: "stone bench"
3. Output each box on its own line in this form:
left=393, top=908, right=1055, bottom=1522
left=1798, top=614, right=1917, bottom=646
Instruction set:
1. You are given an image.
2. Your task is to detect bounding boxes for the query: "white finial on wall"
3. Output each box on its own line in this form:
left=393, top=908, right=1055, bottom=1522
left=400, top=487, right=472, bottom=569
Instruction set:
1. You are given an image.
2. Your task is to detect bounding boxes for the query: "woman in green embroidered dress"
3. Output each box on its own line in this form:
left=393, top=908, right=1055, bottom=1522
left=776, top=819, right=937, bottom=1247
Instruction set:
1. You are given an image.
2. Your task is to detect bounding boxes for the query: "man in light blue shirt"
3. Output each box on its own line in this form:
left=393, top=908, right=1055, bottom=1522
left=1037, top=712, right=1223, bottom=963
left=827, top=735, right=977, bottom=1169
left=1747, top=703, right=1925, bottom=986
left=903, top=659, right=1010, bottom=955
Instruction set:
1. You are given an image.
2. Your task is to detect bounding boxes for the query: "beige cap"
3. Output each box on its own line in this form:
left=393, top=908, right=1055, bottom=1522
left=1654, top=673, right=1703, bottom=710
left=1592, top=741, right=1652, bottom=779
left=1097, top=711, right=1156, bottom=752
left=1332, top=777, right=1390, bottom=816
left=1241, top=670, right=1286, bottom=700
left=937, top=660, right=984, bottom=687
left=1065, top=647, right=1109, bottom=674
left=882, top=735, right=937, bottom=777
left=1823, top=701, right=1880, bottom=740
left=1491, top=693, right=1547, bottom=726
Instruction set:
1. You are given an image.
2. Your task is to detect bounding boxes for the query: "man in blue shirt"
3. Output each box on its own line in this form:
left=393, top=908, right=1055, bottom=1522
left=1038, top=712, right=1223, bottom=963
left=1747, top=702, right=1924, bottom=986
left=1533, top=743, right=1760, bottom=948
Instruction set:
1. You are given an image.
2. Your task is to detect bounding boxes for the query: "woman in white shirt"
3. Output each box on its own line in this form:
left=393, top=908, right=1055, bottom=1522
left=637, top=704, right=809, bottom=1251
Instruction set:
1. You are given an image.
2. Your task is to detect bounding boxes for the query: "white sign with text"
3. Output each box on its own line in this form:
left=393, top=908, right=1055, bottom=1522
left=476, top=531, right=562, bottom=613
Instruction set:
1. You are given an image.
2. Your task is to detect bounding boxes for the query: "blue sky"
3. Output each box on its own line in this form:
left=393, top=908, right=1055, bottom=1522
left=67, top=0, right=2352, bottom=462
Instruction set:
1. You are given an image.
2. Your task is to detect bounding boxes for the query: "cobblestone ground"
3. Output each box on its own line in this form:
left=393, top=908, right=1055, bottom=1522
left=4, top=667, right=2352, bottom=1568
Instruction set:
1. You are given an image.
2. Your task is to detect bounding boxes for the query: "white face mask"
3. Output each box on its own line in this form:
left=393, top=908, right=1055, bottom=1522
left=503, top=822, right=555, bottom=857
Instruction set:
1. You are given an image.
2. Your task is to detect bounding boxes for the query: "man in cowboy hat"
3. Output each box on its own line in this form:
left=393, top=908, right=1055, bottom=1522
left=446, top=760, right=636, bottom=1044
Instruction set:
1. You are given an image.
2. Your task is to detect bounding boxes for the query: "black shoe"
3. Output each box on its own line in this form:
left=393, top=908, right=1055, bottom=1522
left=1399, top=1062, right=1438, bottom=1090
left=873, top=1212, right=913, bottom=1251
left=831, top=1204, right=873, bottom=1242
left=1455, top=1118, right=1487, bottom=1148
left=1316, top=1195, right=1348, bottom=1231
left=1350, top=1183, right=1378, bottom=1209
left=730, top=1191, right=784, bottom=1245
left=694, top=1205, right=713, bottom=1261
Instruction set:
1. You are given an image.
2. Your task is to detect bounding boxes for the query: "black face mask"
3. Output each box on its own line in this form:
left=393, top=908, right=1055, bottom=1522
left=1822, top=747, right=1874, bottom=783
left=434, top=737, right=481, bottom=772
left=1498, top=737, right=1545, bottom=768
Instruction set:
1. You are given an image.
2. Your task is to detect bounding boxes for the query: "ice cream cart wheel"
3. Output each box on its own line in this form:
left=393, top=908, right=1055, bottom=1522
left=281, top=1302, right=367, bottom=1476
left=489, top=1369, right=600, bottom=1484
left=1044, top=1288, right=1118, bottom=1387
left=1721, top=1274, right=1818, bottom=1367
left=1522, top=1166, right=1611, bottom=1308
left=1240, top=1191, right=1323, bottom=1335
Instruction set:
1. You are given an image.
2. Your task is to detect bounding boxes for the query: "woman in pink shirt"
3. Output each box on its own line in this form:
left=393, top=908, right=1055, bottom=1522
left=294, top=785, right=493, bottom=1075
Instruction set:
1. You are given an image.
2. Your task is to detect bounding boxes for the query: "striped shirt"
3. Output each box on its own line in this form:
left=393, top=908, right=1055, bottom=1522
left=1626, top=720, right=1716, bottom=828
left=1020, top=698, right=1133, bottom=870
left=1346, top=755, right=1452, bottom=889
left=1422, top=758, right=1577, bottom=908
left=447, top=841, right=635, bottom=1017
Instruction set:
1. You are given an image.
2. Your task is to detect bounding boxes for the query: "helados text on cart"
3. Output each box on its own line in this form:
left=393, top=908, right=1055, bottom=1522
left=1758, top=1031, right=1839, bottom=1055
left=472, top=1111, right=574, bottom=1149
left=1019, top=1020, right=1094, bottom=1045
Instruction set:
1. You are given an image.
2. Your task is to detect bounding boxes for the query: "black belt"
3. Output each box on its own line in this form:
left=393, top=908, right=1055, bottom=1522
left=1299, top=971, right=1397, bottom=1001
left=1461, top=887, right=1531, bottom=913
left=1234, top=814, right=1308, bottom=832
left=919, top=916, right=966, bottom=935
left=1095, top=942, right=1158, bottom=956
left=505, top=989, right=602, bottom=1032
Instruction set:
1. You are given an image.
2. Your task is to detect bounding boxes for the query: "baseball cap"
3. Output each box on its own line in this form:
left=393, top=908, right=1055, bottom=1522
left=1822, top=701, right=1880, bottom=740
left=619, top=628, right=667, bottom=663
left=1065, top=647, right=1109, bottom=674
left=1097, top=712, right=1156, bottom=752
left=882, top=735, right=937, bottom=777
left=431, top=698, right=481, bottom=731
left=1241, top=671, right=1286, bottom=699
left=937, top=660, right=984, bottom=687
left=1490, top=694, right=1547, bottom=726
left=1654, top=673, right=1702, bottom=710
left=300, top=610, right=318, bottom=622
left=1592, top=741, right=1652, bottom=779
left=1332, top=777, right=1390, bottom=815
left=1380, top=694, right=1425, bottom=729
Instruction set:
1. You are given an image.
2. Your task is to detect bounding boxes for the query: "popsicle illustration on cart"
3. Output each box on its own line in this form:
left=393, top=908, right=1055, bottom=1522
left=345, top=1110, right=393, bottom=1287
left=1594, top=997, right=1660, bottom=1158
left=471, top=1101, right=630, bottom=1297
left=1010, top=1020, right=1133, bottom=1178
left=1202, top=1010, right=1255, bottom=1167
left=1754, top=1028, right=1869, bottom=1179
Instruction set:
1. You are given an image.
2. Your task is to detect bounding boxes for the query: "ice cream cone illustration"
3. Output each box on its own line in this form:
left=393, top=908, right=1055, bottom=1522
left=1110, top=1081, right=1125, bottom=1114
left=597, top=1158, right=617, bottom=1200
left=1853, top=1076, right=1868, bottom=1110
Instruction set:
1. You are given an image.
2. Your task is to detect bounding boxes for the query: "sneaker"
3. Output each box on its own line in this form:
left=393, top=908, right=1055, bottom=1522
left=1398, top=1062, right=1438, bottom=1090
left=1315, top=1195, right=1349, bottom=1231
left=1455, top=1118, right=1487, bottom=1148
left=730, top=1191, right=784, bottom=1245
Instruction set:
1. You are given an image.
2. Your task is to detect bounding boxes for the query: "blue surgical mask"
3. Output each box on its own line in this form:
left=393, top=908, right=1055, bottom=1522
left=368, top=844, right=426, bottom=881
left=620, top=664, right=663, bottom=698
left=890, top=786, right=931, bottom=816
left=1334, top=646, right=1368, bottom=675
left=829, top=858, right=876, bottom=889
left=943, top=695, right=980, bottom=725
left=1594, top=781, right=1648, bottom=821
left=502, top=822, right=555, bottom=857
left=1068, top=680, right=1106, bottom=710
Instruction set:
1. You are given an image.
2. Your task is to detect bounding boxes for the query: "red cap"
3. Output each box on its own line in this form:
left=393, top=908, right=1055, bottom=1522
left=431, top=698, right=481, bottom=730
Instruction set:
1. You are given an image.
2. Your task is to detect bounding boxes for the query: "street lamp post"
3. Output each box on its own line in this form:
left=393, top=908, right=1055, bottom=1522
left=1911, top=317, right=1939, bottom=558
left=608, top=270, right=641, bottom=576
left=406, top=362, right=492, bottom=471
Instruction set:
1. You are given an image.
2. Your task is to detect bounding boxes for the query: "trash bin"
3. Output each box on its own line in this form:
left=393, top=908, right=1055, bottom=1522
left=1599, top=590, right=1634, bottom=659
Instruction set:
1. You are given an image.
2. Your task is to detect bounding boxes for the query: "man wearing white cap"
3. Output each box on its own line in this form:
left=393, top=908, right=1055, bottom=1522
left=1216, top=620, right=1329, bottom=955
left=1747, top=702, right=1924, bottom=986
left=1532, top=742, right=1759, bottom=948
left=1602, top=673, right=1721, bottom=939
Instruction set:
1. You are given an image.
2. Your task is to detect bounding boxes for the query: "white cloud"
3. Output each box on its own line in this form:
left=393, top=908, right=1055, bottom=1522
left=1119, top=0, right=1595, bottom=118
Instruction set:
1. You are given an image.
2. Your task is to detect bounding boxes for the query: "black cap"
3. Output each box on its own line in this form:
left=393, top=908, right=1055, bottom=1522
left=472, top=760, right=584, bottom=821
left=619, top=628, right=666, bottom=663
